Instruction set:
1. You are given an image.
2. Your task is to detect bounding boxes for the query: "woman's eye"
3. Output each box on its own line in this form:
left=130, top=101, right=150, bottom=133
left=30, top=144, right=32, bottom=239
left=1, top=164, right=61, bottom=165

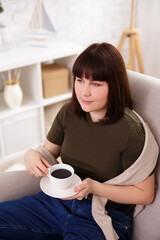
left=76, top=78, right=83, bottom=83
left=92, top=82, right=100, bottom=86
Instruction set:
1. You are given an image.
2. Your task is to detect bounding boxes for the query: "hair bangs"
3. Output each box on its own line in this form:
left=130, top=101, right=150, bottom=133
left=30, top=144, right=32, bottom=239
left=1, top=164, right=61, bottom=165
left=72, top=49, right=107, bottom=82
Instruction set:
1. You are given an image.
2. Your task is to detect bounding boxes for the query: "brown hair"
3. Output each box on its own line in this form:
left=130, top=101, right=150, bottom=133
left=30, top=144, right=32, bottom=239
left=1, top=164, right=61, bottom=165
left=71, top=43, right=132, bottom=123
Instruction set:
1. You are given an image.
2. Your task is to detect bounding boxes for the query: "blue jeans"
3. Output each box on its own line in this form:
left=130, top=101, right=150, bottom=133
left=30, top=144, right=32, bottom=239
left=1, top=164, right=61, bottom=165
left=0, top=192, right=133, bottom=240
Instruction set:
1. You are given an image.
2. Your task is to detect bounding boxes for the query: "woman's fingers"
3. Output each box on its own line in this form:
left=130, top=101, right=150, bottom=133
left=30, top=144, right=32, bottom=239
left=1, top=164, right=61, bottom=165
left=73, top=178, right=93, bottom=200
left=74, top=179, right=88, bottom=192
left=72, top=184, right=87, bottom=200
left=41, top=158, right=52, bottom=169
left=26, top=158, right=52, bottom=177
left=32, top=159, right=52, bottom=177
left=31, top=167, right=46, bottom=177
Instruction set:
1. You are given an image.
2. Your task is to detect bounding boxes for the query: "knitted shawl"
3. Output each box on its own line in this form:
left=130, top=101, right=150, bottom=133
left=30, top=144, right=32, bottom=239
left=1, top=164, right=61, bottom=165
left=92, top=112, right=159, bottom=240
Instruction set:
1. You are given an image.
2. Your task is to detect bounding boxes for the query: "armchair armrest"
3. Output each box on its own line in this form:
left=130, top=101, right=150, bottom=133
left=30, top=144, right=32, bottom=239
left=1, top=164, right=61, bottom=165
left=0, top=170, right=42, bottom=203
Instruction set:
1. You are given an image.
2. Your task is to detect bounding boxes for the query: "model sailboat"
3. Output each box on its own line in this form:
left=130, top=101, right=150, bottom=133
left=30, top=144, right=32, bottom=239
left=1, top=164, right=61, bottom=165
left=29, top=0, right=56, bottom=37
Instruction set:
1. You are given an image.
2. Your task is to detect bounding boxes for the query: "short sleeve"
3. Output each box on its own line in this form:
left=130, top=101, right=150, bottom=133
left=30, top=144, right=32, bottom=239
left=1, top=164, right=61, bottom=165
left=122, top=123, right=145, bottom=171
left=47, top=103, right=69, bottom=145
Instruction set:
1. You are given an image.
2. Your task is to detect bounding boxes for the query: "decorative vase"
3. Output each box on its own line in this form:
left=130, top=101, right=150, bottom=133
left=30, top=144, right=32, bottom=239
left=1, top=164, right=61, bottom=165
left=3, top=83, right=23, bottom=109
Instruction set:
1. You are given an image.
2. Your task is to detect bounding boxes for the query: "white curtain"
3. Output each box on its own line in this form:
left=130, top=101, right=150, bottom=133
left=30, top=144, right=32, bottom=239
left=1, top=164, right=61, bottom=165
left=136, top=0, right=160, bottom=78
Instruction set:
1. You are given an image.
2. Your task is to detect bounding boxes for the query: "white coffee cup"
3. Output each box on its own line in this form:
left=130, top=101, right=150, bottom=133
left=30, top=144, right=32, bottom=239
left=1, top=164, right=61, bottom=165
left=47, top=164, right=74, bottom=189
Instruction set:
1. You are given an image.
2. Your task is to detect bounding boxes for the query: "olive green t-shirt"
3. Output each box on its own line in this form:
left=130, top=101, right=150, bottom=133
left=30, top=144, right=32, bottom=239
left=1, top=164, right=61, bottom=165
left=47, top=102, right=145, bottom=182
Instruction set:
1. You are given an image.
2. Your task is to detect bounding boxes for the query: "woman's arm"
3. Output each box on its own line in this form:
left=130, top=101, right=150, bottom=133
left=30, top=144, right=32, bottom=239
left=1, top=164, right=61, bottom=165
left=43, top=139, right=61, bottom=157
left=24, top=139, right=61, bottom=177
left=72, top=174, right=155, bottom=205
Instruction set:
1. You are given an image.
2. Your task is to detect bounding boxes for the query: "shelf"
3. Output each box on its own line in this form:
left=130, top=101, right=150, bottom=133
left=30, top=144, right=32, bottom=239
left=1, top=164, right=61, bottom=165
left=0, top=36, right=83, bottom=72
left=0, top=91, right=72, bottom=119
left=1, top=108, right=43, bottom=157
left=0, top=92, right=40, bottom=119
left=43, top=91, right=72, bottom=107
left=0, top=37, right=82, bottom=163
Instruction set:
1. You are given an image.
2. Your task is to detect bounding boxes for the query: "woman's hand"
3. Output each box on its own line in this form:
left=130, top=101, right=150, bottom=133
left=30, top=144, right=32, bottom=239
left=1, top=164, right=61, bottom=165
left=63, top=178, right=95, bottom=200
left=63, top=174, right=155, bottom=205
left=24, top=149, right=52, bottom=177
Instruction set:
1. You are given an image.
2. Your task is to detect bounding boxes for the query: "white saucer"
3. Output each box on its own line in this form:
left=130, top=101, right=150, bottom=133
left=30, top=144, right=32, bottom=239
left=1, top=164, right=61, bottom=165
left=40, top=174, right=82, bottom=198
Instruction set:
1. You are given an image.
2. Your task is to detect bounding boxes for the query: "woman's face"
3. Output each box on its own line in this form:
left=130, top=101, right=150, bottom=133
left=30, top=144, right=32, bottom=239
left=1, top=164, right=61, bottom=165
left=74, top=76, right=109, bottom=122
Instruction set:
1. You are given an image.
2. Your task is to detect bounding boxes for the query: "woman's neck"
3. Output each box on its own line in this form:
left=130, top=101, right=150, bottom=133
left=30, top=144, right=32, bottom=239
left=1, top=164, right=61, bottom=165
left=89, top=111, right=105, bottom=122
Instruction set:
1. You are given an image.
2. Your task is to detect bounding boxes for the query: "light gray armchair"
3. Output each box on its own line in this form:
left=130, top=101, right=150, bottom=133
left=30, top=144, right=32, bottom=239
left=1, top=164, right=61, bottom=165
left=0, top=70, right=160, bottom=240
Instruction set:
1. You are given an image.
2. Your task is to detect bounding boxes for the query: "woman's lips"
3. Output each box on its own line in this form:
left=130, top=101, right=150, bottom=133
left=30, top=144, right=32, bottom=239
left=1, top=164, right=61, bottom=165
left=81, top=99, right=93, bottom=104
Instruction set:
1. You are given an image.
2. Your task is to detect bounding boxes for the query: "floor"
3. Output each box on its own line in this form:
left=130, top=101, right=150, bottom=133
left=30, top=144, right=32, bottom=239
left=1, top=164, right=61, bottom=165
left=0, top=100, right=69, bottom=172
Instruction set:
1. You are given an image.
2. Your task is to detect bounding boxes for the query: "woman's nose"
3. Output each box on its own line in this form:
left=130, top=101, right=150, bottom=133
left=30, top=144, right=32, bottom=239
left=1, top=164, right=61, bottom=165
left=82, top=84, right=91, bottom=96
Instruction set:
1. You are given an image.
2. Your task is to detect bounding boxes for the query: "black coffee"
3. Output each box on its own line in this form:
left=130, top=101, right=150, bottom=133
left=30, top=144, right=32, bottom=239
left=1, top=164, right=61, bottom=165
left=51, top=169, right=72, bottom=179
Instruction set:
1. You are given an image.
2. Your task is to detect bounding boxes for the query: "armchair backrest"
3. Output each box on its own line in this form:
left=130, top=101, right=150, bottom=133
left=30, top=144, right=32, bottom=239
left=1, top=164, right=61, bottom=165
left=127, top=70, right=160, bottom=240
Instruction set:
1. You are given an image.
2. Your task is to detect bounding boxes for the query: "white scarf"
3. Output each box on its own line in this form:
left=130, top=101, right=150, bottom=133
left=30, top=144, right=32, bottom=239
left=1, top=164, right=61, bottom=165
left=92, top=112, right=159, bottom=240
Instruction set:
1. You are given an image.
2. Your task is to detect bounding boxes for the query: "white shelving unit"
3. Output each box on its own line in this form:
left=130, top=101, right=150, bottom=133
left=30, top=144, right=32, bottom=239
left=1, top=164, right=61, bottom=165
left=0, top=36, right=82, bottom=163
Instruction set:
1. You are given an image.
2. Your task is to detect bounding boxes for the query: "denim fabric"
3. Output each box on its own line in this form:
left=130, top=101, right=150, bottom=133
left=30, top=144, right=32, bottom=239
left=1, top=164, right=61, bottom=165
left=0, top=192, right=133, bottom=240
left=106, top=206, right=133, bottom=240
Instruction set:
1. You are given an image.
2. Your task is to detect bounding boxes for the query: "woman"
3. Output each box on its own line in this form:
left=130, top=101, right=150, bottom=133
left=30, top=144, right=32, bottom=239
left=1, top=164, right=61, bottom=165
left=0, top=43, right=158, bottom=240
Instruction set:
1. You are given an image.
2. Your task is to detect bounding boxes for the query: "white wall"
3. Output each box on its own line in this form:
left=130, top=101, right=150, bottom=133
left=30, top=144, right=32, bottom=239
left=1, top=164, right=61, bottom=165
left=1, top=1, right=160, bottom=78
left=0, top=0, right=132, bottom=50
left=136, top=0, right=160, bottom=78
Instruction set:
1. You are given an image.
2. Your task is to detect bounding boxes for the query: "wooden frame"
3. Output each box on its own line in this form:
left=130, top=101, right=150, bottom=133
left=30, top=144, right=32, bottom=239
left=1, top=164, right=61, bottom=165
left=117, top=0, right=144, bottom=73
